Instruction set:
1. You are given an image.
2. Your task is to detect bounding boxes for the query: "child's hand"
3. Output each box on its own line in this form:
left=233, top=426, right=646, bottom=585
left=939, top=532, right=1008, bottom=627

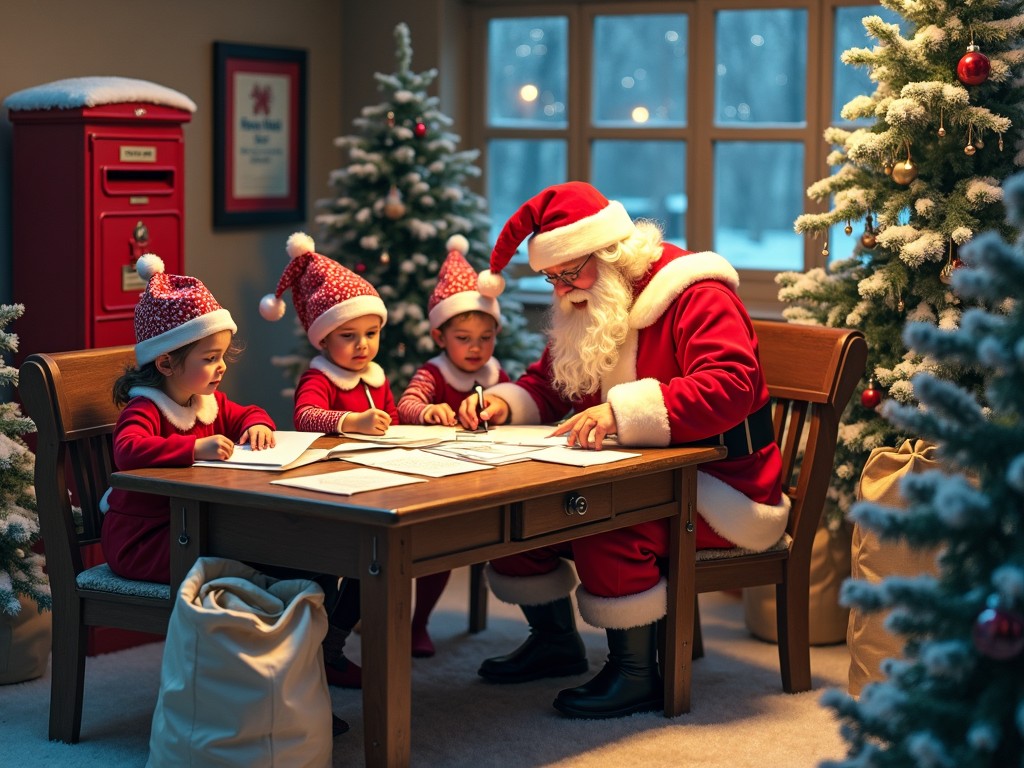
left=195, top=435, right=236, bottom=461
left=239, top=425, right=276, bottom=450
left=346, top=408, right=392, bottom=435
left=422, top=403, right=457, bottom=426
left=458, top=393, right=508, bottom=430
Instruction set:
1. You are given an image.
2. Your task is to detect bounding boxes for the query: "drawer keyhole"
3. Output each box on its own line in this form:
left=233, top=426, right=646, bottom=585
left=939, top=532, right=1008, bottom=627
left=564, top=492, right=588, bottom=516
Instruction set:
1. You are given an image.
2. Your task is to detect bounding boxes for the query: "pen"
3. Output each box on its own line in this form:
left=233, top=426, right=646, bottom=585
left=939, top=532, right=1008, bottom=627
left=474, top=383, right=488, bottom=432
left=363, top=382, right=375, bottom=411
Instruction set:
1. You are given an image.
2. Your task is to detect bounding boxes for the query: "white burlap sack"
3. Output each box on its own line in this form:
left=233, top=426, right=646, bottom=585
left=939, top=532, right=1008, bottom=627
left=147, top=557, right=332, bottom=768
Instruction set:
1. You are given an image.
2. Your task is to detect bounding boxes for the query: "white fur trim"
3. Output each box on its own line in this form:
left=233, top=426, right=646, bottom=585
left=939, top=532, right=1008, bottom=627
left=306, top=294, right=387, bottom=347
left=428, top=291, right=501, bottom=330
left=287, top=232, right=315, bottom=258
left=575, top=579, right=666, bottom=629
left=310, top=356, right=386, bottom=389
left=259, top=293, right=286, bottom=321
left=607, top=378, right=670, bottom=447
left=484, top=561, right=579, bottom=606
left=486, top=381, right=542, bottom=424
left=126, top=387, right=219, bottom=431
left=629, top=251, right=740, bottom=330
left=136, top=253, right=164, bottom=281
left=134, top=308, right=237, bottom=366
left=696, top=471, right=791, bottom=551
left=431, top=354, right=502, bottom=390
left=528, top=200, right=635, bottom=271
left=446, top=234, right=469, bottom=254
left=477, top=269, right=505, bottom=298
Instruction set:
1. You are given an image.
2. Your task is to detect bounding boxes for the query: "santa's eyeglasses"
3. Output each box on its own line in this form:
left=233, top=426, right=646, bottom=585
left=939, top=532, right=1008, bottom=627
left=541, top=253, right=593, bottom=287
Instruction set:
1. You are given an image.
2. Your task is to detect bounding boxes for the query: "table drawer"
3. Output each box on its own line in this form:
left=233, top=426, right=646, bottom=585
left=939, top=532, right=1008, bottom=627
left=513, top=484, right=613, bottom=539
left=512, top=471, right=679, bottom=540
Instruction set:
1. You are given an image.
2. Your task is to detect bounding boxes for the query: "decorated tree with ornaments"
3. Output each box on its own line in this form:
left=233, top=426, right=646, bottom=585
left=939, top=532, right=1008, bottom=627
left=822, top=170, right=1024, bottom=768
left=776, top=1, right=1024, bottom=522
left=0, top=304, right=50, bottom=617
left=274, top=22, right=542, bottom=393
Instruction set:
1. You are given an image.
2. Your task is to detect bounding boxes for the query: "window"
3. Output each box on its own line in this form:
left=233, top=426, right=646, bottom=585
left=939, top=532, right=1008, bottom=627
left=467, top=1, right=902, bottom=314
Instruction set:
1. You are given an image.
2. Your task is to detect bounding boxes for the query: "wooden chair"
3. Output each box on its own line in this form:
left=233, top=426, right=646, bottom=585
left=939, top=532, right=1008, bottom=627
left=19, top=346, right=175, bottom=743
left=468, top=319, right=867, bottom=705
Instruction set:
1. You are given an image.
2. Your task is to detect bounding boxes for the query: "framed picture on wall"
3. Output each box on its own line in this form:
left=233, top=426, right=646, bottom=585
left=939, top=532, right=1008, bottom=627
left=213, top=42, right=307, bottom=227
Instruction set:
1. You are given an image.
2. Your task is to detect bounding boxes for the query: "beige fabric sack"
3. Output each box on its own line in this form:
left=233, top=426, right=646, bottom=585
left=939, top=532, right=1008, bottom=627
left=743, top=520, right=852, bottom=645
left=147, top=557, right=332, bottom=768
left=847, top=439, right=941, bottom=695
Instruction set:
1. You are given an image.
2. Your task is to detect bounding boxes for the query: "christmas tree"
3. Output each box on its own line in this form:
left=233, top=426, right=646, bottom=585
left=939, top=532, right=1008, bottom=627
left=0, top=304, right=50, bottom=617
left=275, top=22, right=543, bottom=395
left=822, top=170, right=1024, bottom=767
left=776, top=2, right=1024, bottom=522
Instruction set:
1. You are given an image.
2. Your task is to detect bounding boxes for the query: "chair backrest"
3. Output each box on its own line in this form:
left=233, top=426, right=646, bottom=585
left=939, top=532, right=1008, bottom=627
left=18, top=346, right=136, bottom=597
left=751, top=319, right=867, bottom=559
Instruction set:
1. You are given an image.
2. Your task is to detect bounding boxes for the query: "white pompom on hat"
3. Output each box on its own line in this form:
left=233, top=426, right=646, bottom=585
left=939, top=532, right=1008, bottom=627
left=133, top=254, right=237, bottom=366
left=259, top=232, right=387, bottom=347
left=482, top=181, right=635, bottom=296
left=428, top=235, right=501, bottom=331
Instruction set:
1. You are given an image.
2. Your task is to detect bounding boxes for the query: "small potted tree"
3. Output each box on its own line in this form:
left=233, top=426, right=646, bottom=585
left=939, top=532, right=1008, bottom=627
left=0, top=303, right=51, bottom=684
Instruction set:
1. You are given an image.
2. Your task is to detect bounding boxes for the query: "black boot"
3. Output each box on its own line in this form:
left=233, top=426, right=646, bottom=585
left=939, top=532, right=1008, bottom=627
left=478, top=598, right=588, bottom=684
left=553, top=623, right=663, bottom=718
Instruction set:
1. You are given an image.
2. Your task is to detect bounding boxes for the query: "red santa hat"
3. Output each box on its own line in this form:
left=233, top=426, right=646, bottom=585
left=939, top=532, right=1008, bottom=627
left=259, top=232, right=387, bottom=347
left=428, top=235, right=501, bottom=331
left=478, top=181, right=635, bottom=298
left=133, top=254, right=237, bottom=366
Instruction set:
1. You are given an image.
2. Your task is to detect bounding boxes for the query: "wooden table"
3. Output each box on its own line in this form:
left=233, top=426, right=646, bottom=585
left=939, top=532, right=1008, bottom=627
left=111, top=440, right=724, bottom=767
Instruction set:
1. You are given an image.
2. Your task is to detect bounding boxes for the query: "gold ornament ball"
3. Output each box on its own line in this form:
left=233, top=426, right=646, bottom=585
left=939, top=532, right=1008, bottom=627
left=976, top=138, right=985, bottom=149
left=891, top=160, right=918, bottom=185
left=883, top=162, right=893, bottom=175
left=861, top=231, right=877, bottom=249
left=965, top=144, right=977, bottom=156
left=844, top=224, right=853, bottom=235
left=938, top=127, right=946, bottom=137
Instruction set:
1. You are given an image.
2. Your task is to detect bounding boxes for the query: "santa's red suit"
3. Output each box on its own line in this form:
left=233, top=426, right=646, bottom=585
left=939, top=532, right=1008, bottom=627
left=484, top=243, right=789, bottom=629
left=101, top=388, right=275, bottom=583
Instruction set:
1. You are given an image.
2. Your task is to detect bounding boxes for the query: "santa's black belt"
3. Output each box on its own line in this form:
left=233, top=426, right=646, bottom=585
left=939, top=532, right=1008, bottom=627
left=683, top=401, right=775, bottom=458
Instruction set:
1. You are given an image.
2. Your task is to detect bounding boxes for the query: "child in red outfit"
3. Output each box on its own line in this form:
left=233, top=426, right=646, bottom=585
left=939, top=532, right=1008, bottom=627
left=261, top=231, right=396, bottom=686
left=261, top=232, right=396, bottom=436
left=397, top=235, right=510, bottom=656
left=101, top=254, right=276, bottom=584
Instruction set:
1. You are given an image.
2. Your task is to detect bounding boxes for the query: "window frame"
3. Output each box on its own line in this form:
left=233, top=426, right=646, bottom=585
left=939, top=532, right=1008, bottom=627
left=466, top=0, right=871, bottom=316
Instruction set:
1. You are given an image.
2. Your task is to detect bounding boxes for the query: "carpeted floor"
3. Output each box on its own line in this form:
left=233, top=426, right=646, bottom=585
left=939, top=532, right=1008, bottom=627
left=0, top=567, right=853, bottom=767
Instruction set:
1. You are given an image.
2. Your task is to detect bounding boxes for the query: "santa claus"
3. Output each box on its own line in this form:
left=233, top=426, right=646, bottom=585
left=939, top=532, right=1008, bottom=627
left=458, top=181, right=789, bottom=719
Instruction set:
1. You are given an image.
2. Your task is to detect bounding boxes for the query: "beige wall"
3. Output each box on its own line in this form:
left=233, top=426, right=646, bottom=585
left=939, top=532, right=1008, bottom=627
left=1, top=0, right=458, bottom=426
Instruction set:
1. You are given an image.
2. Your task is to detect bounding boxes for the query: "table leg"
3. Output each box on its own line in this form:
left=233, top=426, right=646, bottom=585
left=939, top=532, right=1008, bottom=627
left=664, top=468, right=696, bottom=716
left=360, top=528, right=413, bottom=768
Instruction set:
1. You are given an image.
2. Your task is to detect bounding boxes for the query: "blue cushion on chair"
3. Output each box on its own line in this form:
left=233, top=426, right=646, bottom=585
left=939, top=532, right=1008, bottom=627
left=76, top=563, right=172, bottom=600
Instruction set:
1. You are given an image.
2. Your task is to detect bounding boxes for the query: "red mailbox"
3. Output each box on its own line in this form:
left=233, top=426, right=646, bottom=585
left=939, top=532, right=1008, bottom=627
left=6, top=79, right=194, bottom=655
left=8, top=81, right=194, bottom=360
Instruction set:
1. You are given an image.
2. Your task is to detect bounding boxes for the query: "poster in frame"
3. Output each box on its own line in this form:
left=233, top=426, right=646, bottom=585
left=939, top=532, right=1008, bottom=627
left=213, top=42, right=307, bottom=227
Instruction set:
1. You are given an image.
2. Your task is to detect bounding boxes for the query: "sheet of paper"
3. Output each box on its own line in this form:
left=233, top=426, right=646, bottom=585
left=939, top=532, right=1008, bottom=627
left=341, top=424, right=456, bottom=447
left=525, top=446, right=640, bottom=467
left=425, top=441, right=544, bottom=466
left=457, top=424, right=619, bottom=448
left=193, top=430, right=324, bottom=469
left=342, top=448, right=495, bottom=477
left=270, top=467, right=425, bottom=496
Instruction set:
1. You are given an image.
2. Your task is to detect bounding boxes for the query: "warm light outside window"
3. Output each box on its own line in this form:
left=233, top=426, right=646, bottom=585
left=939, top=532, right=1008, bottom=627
left=469, top=2, right=903, bottom=312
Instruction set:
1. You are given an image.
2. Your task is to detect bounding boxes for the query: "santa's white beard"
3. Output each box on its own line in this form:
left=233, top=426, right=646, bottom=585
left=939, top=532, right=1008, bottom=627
left=547, top=261, right=633, bottom=400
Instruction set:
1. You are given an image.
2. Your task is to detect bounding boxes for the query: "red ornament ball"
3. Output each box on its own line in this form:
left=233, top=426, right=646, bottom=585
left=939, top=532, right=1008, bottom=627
left=861, top=385, right=881, bottom=409
left=973, top=607, right=1024, bottom=660
left=414, top=121, right=427, bottom=138
left=958, top=47, right=991, bottom=86
left=355, top=262, right=366, bottom=273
